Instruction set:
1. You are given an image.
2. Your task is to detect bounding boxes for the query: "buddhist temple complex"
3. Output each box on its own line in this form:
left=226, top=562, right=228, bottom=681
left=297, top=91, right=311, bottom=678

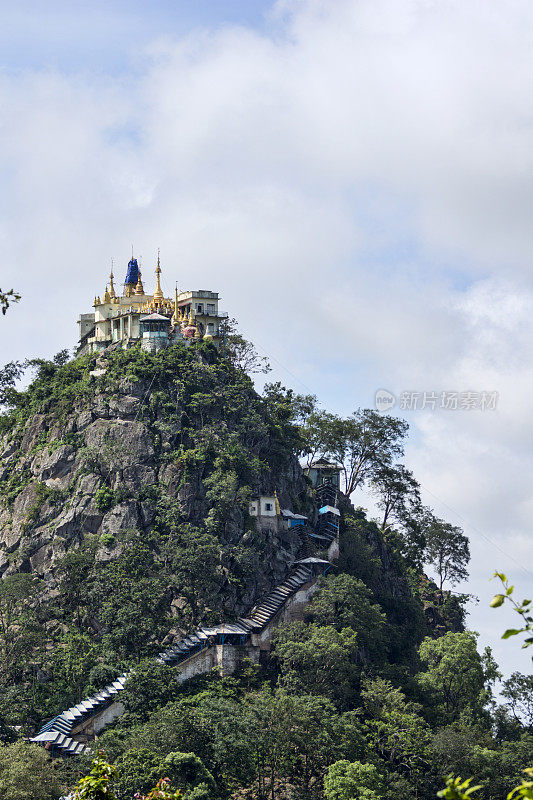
left=77, top=252, right=227, bottom=355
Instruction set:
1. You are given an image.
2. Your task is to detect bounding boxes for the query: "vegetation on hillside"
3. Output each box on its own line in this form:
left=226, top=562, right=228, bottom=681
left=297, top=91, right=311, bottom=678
left=0, top=341, right=307, bottom=725
left=0, top=340, right=529, bottom=800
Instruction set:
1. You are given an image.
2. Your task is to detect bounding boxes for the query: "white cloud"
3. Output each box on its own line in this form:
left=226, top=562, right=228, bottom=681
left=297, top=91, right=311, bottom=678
left=0, top=0, right=532, bottom=677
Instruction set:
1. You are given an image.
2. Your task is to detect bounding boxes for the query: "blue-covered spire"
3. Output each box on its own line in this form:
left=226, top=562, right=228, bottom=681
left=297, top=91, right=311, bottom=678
left=125, top=257, right=139, bottom=286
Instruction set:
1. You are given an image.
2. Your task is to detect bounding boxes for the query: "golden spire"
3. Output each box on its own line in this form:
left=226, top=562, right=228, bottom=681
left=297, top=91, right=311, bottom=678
left=188, top=309, right=195, bottom=326
left=134, top=271, right=144, bottom=295
left=153, top=249, right=164, bottom=301
left=109, top=261, right=116, bottom=299
left=103, top=285, right=111, bottom=304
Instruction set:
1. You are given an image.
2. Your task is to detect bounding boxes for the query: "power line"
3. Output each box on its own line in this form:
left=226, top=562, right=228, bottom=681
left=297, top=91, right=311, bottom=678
left=237, top=325, right=333, bottom=410
left=417, top=481, right=532, bottom=580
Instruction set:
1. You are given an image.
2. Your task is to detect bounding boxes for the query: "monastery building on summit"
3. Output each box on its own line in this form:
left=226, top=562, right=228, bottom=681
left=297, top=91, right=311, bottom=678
left=77, top=253, right=227, bottom=356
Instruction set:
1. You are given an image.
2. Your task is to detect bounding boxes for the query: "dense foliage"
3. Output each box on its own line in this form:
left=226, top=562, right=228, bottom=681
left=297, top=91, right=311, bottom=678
left=0, top=342, right=307, bottom=724
left=0, top=343, right=529, bottom=799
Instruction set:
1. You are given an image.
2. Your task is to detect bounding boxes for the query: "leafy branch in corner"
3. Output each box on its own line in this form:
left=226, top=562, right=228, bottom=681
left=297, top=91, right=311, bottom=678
left=437, top=775, right=482, bottom=800
left=71, top=751, right=117, bottom=800
left=70, top=751, right=183, bottom=800
left=0, top=288, right=20, bottom=315
left=436, top=573, right=533, bottom=800
left=491, top=572, right=533, bottom=649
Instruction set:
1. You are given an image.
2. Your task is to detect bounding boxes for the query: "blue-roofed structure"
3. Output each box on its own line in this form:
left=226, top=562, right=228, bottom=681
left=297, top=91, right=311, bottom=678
left=317, top=504, right=341, bottom=541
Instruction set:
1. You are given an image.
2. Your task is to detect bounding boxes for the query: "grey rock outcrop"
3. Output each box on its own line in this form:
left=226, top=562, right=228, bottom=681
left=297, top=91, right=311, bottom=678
left=0, top=362, right=312, bottom=619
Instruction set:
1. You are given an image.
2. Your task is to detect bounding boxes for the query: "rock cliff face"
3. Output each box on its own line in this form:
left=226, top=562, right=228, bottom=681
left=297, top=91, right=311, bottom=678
left=0, top=344, right=312, bottom=621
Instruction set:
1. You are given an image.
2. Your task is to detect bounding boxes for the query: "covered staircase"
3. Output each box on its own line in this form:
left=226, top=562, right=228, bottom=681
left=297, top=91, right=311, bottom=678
left=31, top=560, right=329, bottom=756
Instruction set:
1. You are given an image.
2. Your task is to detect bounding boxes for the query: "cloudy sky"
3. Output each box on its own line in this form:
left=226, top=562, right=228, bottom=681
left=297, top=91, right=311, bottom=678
left=1, top=0, right=532, bottom=680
